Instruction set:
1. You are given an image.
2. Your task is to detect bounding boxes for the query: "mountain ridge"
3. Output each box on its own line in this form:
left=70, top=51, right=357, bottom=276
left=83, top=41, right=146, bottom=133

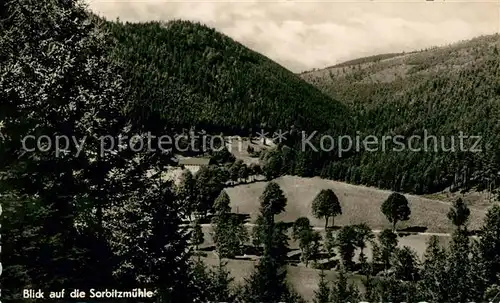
left=106, top=19, right=353, bottom=135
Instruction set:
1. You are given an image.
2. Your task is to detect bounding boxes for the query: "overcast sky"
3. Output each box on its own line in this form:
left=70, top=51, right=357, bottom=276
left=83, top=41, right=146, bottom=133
left=87, top=0, right=499, bottom=72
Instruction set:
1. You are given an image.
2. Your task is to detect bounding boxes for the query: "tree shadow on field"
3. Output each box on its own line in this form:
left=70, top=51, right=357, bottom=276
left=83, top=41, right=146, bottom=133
left=397, top=226, right=428, bottom=237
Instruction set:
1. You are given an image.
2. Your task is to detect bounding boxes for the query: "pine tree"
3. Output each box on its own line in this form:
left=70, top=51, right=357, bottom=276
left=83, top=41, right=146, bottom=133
left=373, top=277, right=418, bottom=303
left=362, top=274, right=378, bottom=302
left=177, top=169, right=196, bottom=220
left=240, top=181, right=291, bottom=302
left=419, top=235, right=449, bottom=302
left=324, top=229, right=336, bottom=259
left=190, top=259, right=235, bottom=303
left=190, top=259, right=212, bottom=302
left=446, top=229, right=473, bottom=302
left=479, top=205, right=500, bottom=284
left=447, top=198, right=470, bottom=230
left=207, top=261, right=235, bottom=302
left=313, top=270, right=331, bottom=303
left=353, top=223, right=374, bottom=266
left=251, top=214, right=267, bottom=250
left=378, top=229, right=398, bottom=271
left=259, top=181, right=287, bottom=223
left=192, top=220, right=204, bottom=251
left=214, top=190, right=231, bottom=214
left=0, top=0, right=127, bottom=295
left=240, top=254, right=288, bottom=302
left=212, top=213, right=248, bottom=260
left=336, top=225, right=358, bottom=270
left=230, top=160, right=242, bottom=183
left=105, top=178, right=193, bottom=301
left=392, top=246, right=419, bottom=281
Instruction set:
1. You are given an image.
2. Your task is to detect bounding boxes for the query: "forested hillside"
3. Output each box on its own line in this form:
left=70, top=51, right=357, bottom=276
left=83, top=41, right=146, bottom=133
left=106, top=19, right=500, bottom=197
left=300, top=35, right=500, bottom=195
left=106, top=20, right=351, bottom=134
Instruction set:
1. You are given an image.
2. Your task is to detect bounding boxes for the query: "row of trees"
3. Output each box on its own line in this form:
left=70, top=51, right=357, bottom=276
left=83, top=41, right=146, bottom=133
left=4, top=0, right=500, bottom=301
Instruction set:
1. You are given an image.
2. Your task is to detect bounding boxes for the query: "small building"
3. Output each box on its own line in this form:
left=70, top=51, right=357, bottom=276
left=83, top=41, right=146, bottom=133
left=178, top=157, right=212, bottom=174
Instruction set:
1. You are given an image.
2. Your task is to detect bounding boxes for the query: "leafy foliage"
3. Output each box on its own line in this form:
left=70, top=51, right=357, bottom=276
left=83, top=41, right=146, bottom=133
left=0, top=1, right=193, bottom=301
left=259, top=181, right=287, bottom=220
left=193, top=165, right=226, bottom=217
left=381, top=192, right=411, bottom=230
left=292, top=217, right=312, bottom=241
left=6, top=2, right=500, bottom=301
left=329, top=269, right=361, bottom=303
left=447, top=197, right=471, bottom=229
left=312, top=189, right=342, bottom=229
left=313, top=270, right=331, bottom=303
left=0, top=0, right=128, bottom=296
left=336, top=225, right=358, bottom=270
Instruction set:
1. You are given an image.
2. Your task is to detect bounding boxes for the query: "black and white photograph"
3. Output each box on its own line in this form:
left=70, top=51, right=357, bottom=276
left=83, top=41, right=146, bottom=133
left=1, top=0, right=500, bottom=302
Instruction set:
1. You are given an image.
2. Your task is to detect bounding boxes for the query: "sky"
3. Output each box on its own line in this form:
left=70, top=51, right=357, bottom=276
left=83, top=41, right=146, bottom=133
left=87, top=0, right=499, bottom=72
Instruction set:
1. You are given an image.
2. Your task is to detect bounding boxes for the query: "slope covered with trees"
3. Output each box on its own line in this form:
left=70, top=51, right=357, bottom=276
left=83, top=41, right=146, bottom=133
left=301, top=35, right=500, bottom=195
left=105, top=20, right=352, bottom=134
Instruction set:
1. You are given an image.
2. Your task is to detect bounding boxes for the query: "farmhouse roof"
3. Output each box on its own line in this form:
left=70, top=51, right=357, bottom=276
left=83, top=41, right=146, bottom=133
left=178, top=157, right=211, bottom=166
